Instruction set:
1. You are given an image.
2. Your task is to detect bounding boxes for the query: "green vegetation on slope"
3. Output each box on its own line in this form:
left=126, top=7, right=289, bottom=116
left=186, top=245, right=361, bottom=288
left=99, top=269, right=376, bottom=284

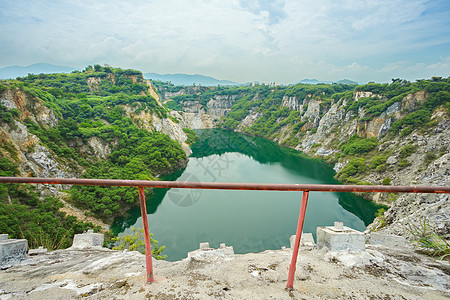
left=0, top=153, right=98, bottom=249
left=0, top=66, right=188, bottom=248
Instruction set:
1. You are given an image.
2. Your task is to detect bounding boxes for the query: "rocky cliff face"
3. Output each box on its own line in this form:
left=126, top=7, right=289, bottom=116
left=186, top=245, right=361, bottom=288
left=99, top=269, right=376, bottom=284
left=1, top=88, right=58, bottom=127
left=206, top=95, right=236, bottom=120
left=281, top=95, right=302, bottom=111
left=123, top=105, right=191, bottom=156
left=160, top=86, right=204, bottom=100
left=163, top=95, right=235, bottom=129
left=0, top=89, right=77, bottom=195
left=127, top=81, right=192, bottom=155
left=0, top=85, right=192, bottom=185
left=366, top=109, right=449, bottom=239
left=171, top=111, right=214, bottom=130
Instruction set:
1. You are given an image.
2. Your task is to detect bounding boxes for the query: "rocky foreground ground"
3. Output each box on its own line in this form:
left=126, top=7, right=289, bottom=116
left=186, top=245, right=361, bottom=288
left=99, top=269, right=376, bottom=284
left=1, top=242, right=449, bottom=300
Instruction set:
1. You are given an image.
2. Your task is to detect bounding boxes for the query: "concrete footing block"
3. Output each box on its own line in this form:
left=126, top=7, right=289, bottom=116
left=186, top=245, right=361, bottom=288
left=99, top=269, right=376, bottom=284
left=199, top=242, right=211, bottom=250
left=70, top=230, right=104, bottom=249
left=289, top=233, right=315, bottom=248
left=187, top=242, right=234, bottom=262
left=317, top=222, right=365, bottom=251
left=0, top=236, right=28, bottom=269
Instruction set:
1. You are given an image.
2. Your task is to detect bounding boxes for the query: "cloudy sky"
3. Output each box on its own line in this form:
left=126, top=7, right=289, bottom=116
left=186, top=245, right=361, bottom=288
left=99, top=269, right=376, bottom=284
left=0, top=0, right=449, bottom=84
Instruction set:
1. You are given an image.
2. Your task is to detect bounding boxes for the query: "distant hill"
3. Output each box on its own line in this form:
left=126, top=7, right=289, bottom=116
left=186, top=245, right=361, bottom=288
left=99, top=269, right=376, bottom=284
left=336, top=79, right=360, bottom=85
left=144, top=72, right=239, bottom=86
left=0, top=63, right=77, bottom=79
left=299, top=78, right=360, bottom=85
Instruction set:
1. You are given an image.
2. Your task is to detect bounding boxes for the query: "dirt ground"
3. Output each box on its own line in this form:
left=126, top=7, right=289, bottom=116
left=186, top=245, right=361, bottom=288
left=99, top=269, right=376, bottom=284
left=0, top=243, right=449, bottom=299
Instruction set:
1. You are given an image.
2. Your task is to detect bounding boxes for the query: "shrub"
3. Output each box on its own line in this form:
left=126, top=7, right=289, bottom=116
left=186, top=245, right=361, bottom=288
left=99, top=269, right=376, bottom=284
left=424, top=152, right=437, bottom=166
left=183, top=128, right=199, bottom=145
left=168, top=115, right=179, bottom=123
left=376, top=164, right=387, bottom=173
left=398, top=158, right=411, bottom=169
left=338, top=158, right=366, bottom=179
left=0, top=104, right=17, bottom=124
left=400, top=126, right=413, bottom=137
left=407, top=215, right=450, bottom=259
left=111, top=227, right=166, bottom=260
left=390, top=109, right=431, bottom=134
left=382, top=177, right=391, bottom=185
left=375, top=208, right=387, bottom=229
left=341, top=135, right=377, bottom=155
left=388, top=193, right=398, bottom=202
left=399, top=144, right=418, bottom=158
left=370, top=155, right=387, bottom=169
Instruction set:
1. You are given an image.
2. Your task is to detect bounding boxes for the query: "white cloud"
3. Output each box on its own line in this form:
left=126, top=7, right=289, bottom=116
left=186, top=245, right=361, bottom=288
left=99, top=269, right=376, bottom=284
left=0, top=0, right=448, bottom=83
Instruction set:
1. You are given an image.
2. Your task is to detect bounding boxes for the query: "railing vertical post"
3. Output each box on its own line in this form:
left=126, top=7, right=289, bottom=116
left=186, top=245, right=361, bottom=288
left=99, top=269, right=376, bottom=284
left=286, top=190, right=309, bottom=291
left=138, top=186, right=154, bottom=283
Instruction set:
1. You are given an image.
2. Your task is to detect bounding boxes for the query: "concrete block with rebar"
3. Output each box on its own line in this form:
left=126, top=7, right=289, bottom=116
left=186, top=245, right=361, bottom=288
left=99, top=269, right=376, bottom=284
left=317, top=222, right=365, bottom=251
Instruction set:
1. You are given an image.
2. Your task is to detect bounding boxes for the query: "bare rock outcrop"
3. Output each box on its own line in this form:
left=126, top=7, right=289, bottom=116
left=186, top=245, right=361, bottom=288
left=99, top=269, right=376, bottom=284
left=281, top=95, right=302, bottom=111
left=0, top=89, right=57, bottom=127
left=174, top=111, right=214, bottom=129
left=1, top=243, right=448, bottom=299
left=206, top=95, right=236, bottom=119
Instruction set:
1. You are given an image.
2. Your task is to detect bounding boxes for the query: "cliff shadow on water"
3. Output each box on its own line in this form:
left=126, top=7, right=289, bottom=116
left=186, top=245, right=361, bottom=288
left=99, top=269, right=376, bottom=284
left=191, top=129, right=333, bottom=179
left=190, top=129, right=384, bottom=225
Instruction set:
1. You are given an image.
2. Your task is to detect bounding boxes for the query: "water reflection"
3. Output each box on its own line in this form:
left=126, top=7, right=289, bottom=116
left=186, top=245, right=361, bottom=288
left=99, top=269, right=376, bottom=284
left=111, top=129, right=384, bottom=260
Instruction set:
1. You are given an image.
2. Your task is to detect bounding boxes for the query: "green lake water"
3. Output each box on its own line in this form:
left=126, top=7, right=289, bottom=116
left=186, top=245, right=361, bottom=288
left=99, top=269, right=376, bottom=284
left=111, top=129, right=382, bottom=261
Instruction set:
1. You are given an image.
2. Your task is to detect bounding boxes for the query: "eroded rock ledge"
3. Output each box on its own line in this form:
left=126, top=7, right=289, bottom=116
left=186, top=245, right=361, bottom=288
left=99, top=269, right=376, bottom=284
left=1, top=238, right=448, bottom=299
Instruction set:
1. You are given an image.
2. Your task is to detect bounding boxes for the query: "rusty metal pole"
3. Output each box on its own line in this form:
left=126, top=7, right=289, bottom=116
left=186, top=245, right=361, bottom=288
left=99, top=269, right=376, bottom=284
left=286, top=191, right=309, bottom=291
left=138, top=186, right=154, bottom=283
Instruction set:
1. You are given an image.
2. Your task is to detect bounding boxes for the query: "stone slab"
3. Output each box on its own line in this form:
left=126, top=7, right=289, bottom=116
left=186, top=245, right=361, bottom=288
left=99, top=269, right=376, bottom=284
left=70, top=231, right=104, bottom=249
left=369, top=232, right=408, bottom=248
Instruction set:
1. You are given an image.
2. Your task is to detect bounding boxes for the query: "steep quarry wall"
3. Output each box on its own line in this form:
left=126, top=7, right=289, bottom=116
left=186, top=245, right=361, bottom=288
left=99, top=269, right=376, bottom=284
left=1, top=88, right=58, bottom=126
left=0, top=89, right=75, bottom=186
left=206, top=95, right=237, bottom=120
left=164, top=95, right=236, bottom=129
left=123, top=104, right=191, bottom=156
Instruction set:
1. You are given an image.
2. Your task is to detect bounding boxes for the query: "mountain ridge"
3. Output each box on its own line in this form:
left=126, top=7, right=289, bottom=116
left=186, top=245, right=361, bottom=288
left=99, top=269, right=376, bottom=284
left=0, top=63, right=77, bottom=79
left=0, top=63, right=361, bottom=86
left=298, top=78, right=361, bottom=85
left=144, top=72, right=239, bottom=86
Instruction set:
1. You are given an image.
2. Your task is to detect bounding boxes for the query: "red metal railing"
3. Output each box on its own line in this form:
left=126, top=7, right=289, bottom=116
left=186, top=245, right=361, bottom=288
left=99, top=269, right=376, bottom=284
left=1, top=176, right=449, bottom=290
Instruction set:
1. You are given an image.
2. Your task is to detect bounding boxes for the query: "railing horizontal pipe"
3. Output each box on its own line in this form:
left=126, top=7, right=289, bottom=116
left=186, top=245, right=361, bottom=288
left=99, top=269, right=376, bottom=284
left=0, top=177, right=449, bottom=194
